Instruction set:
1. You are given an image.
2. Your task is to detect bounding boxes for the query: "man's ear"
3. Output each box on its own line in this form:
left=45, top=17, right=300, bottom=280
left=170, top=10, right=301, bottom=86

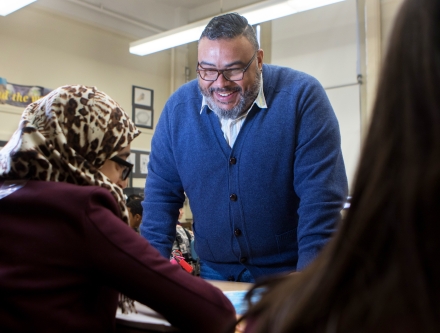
left=257, top=49, right=264, bottom=71
left=134, top=214, right=142, bottom=222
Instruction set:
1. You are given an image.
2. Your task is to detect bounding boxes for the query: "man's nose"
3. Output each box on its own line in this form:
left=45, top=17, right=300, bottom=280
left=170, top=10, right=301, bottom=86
left=213, top=72, right=231, bottom=86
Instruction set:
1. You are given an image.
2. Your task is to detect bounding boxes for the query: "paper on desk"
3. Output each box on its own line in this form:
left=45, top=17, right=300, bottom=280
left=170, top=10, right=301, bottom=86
left=116, top=302, right=172, bottom=326
left=117, top=290, right=261, bottom=332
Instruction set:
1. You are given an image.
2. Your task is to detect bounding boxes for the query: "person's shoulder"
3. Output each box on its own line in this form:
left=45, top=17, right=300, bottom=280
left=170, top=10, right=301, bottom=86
left=0, top=180, right=120, bottom=218
left=23, top=181, right=116, bottom=204
left=263, top=64, right=324, bottom=99
left=28, top=180, right=105, bottom=193
left=263, top=64, right=321, bottom=86
left=176, top=224, right=187, bottom=234
left=163, top=79, right=202, bottom=118
left=169, top=79, right=201, bottom=101
left=176, top=224, right=193, bottom=238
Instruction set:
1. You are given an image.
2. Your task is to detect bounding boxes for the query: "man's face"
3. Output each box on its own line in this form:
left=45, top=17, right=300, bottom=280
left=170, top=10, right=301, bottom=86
left=127, top=208, right=141, bottom=229
left=197, top=36, right=263, bottom=119
left=127, top=208, right=135, bottom=228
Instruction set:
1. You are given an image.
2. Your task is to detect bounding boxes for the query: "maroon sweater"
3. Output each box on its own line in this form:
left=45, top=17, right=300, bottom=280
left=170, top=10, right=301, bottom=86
left=0, top=180, right=235, bottom=333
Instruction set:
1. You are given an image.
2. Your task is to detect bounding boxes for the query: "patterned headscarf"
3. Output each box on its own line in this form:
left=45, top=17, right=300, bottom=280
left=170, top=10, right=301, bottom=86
left=0, top=85, right=140, bottom=223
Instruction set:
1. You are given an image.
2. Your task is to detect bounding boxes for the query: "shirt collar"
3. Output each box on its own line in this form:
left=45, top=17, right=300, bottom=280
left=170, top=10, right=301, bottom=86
left=200, top=74, right=267, bottom=114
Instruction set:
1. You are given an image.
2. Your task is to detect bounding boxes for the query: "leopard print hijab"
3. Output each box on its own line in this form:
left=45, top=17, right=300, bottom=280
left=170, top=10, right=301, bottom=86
left=0, top=85, right=140, bottom=223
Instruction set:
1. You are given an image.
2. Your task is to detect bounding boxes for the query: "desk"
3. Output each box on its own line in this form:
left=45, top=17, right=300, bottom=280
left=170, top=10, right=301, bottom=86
left=207, top=280, right=252, bottom=292
left=115, top=280, right=252, bottom=333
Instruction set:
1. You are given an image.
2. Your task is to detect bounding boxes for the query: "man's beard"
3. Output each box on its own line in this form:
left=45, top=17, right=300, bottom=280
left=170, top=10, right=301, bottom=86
left=199, top=69, right=261, bottom=120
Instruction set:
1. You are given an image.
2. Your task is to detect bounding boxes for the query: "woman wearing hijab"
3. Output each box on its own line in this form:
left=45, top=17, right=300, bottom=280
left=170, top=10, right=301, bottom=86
left=0, top=85, right=235, bottom=333
left=240, top=0, right=440, bottom=332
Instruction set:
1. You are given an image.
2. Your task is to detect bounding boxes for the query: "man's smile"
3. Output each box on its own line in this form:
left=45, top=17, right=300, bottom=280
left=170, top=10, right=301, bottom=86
left=209, top=87, right=241, bottom=104
left=217, top=91, right=234, bottom=97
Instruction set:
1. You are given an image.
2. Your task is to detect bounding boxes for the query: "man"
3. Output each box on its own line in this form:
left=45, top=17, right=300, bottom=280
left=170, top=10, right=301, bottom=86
left=141, top=13, right=348, bottom=282
left=126, top=198, right=143, bottom=233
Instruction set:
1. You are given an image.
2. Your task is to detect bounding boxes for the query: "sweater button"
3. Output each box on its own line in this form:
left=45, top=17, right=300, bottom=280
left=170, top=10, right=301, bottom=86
left=240, top=257, right=247, bottom=263
left=234, top=228, right=242, bottom=236
left=229, top=157, right=237, bottom=165
left=230, top=194, right=237, bottom=201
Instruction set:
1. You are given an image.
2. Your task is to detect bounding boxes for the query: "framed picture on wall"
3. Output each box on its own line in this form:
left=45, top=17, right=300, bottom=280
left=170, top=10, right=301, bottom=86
left=133, top=107, right=153, bottom=129
left=140, top=153, right=149, bottom=175
left=132, top=86, right=153, bottom=108
left=127, top=153, right=136, bottom=174
left=132, top=85, right=154, bottom=129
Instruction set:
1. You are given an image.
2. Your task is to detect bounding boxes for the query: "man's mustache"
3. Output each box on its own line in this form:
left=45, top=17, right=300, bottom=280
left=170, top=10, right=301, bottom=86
left=209, top=87, right=242, bottom=94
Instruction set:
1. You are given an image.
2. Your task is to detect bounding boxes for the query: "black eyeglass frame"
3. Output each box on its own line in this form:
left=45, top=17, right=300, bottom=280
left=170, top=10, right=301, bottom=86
left=110, top=155, right=133, bottom=181
left=196, top=51, right=258, bottom=82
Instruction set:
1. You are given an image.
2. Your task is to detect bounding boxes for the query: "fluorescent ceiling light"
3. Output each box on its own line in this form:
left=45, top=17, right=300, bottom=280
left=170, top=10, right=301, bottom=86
left=130, top=0, right=345, bottom=56
left=0, top=0, right=37, bottom=16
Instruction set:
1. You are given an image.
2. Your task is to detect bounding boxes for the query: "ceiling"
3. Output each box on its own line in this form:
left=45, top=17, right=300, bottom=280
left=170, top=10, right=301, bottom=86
left=32, top=0, right=267, bottom=40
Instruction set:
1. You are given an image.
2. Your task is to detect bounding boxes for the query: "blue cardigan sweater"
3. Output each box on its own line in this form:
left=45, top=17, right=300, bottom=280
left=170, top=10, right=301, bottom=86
left=141, top=64, right=348, bottom=280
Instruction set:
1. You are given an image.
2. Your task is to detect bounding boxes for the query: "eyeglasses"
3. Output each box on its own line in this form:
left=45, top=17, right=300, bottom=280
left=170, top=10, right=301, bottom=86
left=196, top=51, right=258, bottom=82
left=110, top=155, right=133, bottom=180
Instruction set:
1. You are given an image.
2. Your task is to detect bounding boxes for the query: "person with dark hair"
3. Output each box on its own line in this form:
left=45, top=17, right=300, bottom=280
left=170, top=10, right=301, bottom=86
left=127, top=196, right=198, bottom=273
left=126, top=198, right=143, bottom=232
left=240, top=0, right=440, bottom=332
left=141, top=12, right=348, bottom=283
left=126, top=193, right=143, bottom=203
left=0, top=85, right=235, bottom=333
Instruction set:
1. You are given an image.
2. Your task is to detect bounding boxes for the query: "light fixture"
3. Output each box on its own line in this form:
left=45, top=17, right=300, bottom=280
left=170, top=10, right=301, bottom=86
left=130, top=0, right=345, bottom=56
left=0, top=0, right=37, bottom=16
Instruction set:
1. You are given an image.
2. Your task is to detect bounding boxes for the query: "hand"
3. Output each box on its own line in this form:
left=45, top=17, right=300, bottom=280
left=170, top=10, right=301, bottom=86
left=235, top=315, right=246, bottom=333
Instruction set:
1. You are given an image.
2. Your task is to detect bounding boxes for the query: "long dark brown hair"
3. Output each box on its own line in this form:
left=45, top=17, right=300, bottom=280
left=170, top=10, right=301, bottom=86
left=241, top=0, right=440, bottom=331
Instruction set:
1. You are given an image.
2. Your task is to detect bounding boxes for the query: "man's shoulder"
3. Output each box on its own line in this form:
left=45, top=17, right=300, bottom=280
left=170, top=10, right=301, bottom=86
left=170, top=79, right=201, bottom=100
left=263, top=64, right=320, bottom=85
left=163, top=80, right=203, bottom=117
left=263, top=64, right=323, bottom=98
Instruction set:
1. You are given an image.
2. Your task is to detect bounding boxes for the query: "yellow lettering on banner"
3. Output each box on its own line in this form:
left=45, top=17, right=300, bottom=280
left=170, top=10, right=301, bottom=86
left=31, top=95, right=41, bottom=103
left=23, top=96, right=29, bottom=103
left=12, top=93, right=28, bottom=102
left=0, top=90, right=10, bottom=101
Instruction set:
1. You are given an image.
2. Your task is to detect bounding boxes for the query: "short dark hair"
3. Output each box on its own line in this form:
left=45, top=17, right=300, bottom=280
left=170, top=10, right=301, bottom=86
left=126, top=198, right=143, bottom=217
left=126, top=193, right=143, bottom=204
left=199, top=12, right=259, bottom=51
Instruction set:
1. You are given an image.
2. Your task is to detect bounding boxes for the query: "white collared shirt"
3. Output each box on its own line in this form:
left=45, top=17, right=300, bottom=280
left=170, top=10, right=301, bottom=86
left=200, top=75, right=267, bottom=147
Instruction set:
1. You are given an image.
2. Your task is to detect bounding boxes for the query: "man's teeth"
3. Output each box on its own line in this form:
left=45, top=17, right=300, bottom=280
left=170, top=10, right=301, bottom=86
left=218, top=92, right=233, bottom=97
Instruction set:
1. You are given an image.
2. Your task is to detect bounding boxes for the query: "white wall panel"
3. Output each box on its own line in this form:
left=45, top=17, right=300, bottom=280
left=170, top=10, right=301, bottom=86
left=271, top=0, right=358, bottom=88
left=326, top=85, right=361, bottom=187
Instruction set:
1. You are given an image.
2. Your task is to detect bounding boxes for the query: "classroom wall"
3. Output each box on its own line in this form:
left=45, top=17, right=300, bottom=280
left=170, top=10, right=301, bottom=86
left=0, top=0, right=406, bottom=192
left=0, top=6, right=176, bottom=187
left=271, top=0, right=404, bottom=190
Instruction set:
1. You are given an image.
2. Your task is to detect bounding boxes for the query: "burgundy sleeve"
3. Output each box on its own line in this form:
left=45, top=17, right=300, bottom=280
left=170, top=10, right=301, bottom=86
left=82, top=188, right=236, bottom=333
